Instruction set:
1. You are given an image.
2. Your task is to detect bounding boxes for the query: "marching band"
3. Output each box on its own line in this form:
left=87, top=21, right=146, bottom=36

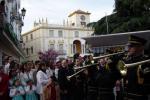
left=0, top=34, right=150, bottom=100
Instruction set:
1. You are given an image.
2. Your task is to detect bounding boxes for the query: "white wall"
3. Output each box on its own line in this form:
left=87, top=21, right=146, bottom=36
left=22, top=10, right=93, bottom=61
left=22, top=26, right=93, bottom=61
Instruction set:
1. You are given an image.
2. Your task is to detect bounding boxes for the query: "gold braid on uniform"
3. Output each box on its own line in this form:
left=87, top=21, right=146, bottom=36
left=137, top=65, right=144, bottom=85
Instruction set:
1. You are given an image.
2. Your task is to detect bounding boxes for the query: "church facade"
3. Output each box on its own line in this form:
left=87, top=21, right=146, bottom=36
left=22, top=10, right=94, bottom=61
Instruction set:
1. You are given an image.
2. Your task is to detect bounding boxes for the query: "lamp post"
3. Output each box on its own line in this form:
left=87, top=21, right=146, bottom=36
left=21, top=8, right=26, bottom=19
left=10, top=8, right=26, bottom=22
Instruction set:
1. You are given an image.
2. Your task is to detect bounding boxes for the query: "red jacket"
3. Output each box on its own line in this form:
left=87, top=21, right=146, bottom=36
left=0, top=73, right=9, bottom=95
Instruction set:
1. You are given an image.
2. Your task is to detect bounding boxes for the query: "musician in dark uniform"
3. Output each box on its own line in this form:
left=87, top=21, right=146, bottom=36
left=86, top=55, right=99, bottom=100
left=72, top=58, right=86, bottom=100
left=96, top=55, right=122, bottom=100
left=67, top=53, right=87, bottom=100
left=124, top=35, right=150, bottom=100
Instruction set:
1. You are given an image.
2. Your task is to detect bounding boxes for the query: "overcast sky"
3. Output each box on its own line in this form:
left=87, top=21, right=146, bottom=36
left=21, top=0, right=115, bottom=33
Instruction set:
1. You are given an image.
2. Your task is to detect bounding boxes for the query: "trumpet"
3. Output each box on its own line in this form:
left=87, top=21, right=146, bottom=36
left=74, top=63, right=98, bottom=71
left=119, top=59, right=150, bottom=76
left=125, top=59, right=150, bottom=68
left=67, top=51, right=126, bottom=80
left=93, top=51, right=125, bottom=60
left=74, top=51, right=125, bottom=71
left=68, top=59, right=150, bottom=80
left=67, top=63, right=99, bottom=80
left=67, top=69, right=86, bottom=80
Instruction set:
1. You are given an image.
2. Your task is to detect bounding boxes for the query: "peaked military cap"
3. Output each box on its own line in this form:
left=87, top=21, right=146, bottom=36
left=128, top=35, right=147, bottom=46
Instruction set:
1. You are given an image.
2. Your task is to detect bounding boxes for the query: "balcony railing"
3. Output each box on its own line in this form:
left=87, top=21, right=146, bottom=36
left=4, top=23, right=19, bottom=45
left=0, top=13, right=21, bottom=47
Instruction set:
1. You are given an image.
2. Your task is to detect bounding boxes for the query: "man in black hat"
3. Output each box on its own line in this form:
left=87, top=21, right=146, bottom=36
left=124, top=35, right=150, bottom=100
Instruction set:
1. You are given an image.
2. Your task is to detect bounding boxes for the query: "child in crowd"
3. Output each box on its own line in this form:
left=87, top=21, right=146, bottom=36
left=9, top=79, right=25, bottom=100
left=25, top=80, right=38, bottom=100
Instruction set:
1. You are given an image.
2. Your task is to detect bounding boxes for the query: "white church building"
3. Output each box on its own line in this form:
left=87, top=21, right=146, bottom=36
left=22, top=10, right=94, bottom=61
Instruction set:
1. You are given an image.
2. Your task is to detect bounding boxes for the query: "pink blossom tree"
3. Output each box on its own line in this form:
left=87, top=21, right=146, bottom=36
left=38, top=49, right=60, bottom=63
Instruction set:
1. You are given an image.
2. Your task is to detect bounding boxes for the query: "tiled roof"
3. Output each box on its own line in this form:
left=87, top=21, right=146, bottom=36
left=68, top=10, right=91, bottom=17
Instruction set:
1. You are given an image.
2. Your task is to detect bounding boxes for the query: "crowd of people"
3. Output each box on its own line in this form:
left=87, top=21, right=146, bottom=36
left=0, top=35, right=150, bottom=100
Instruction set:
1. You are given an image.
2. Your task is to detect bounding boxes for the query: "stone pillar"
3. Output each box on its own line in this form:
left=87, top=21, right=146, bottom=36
left=81, top=44, right=84, bottom=54
left=83, top=44, right=85, bottom=54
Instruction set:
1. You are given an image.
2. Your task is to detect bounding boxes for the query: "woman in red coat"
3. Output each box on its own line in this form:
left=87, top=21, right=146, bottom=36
left=0, top=67, right=10, bottom=100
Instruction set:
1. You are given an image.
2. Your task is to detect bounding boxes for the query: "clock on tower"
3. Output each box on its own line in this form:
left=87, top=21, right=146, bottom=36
left=80, top=15, right=85, bottom=21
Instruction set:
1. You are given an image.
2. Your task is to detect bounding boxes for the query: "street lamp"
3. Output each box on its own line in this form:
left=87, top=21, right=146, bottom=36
left=10, top=8, right=26, bottom=22
left=21, top=8, right=26, bottom=19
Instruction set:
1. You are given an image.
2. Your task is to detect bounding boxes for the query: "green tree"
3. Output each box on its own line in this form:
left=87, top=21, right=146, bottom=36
left=94, top=0, right=150, bottom=35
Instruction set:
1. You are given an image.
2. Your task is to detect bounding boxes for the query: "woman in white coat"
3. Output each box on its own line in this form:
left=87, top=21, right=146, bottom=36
left=36, top=62, right=52, bottom=100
